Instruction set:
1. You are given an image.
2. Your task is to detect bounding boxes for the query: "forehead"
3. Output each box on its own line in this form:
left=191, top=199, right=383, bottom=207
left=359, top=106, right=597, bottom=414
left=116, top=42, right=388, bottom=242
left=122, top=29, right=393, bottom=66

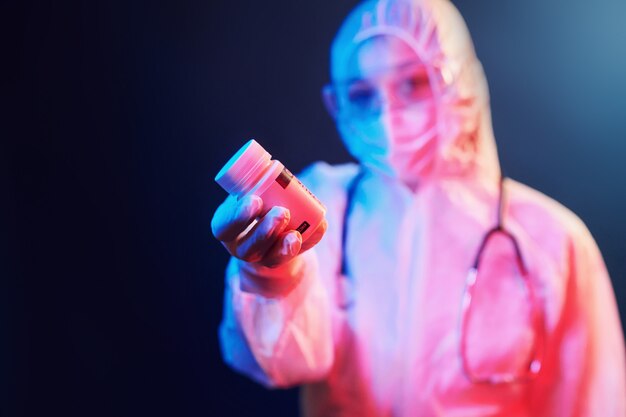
left=342, top=35, right=422, bottom=81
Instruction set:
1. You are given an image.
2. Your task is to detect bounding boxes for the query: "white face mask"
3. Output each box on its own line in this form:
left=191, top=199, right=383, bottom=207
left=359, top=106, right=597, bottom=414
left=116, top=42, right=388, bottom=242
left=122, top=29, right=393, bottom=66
left=338, top=101, right=439, bottom=185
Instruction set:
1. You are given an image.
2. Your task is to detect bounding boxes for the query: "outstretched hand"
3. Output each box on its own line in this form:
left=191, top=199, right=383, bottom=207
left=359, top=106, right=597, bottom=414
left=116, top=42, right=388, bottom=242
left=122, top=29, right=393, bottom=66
left=211, top=194, right=327, bottom=268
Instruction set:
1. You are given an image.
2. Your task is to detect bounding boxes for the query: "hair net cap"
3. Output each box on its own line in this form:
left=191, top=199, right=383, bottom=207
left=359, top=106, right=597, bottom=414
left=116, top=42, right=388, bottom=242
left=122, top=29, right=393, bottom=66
left=330, top=0, right=501, bottom=186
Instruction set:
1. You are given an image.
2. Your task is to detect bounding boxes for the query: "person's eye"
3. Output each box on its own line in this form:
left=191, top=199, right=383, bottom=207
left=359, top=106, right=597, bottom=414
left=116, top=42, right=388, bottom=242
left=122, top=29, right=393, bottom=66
left=398, top=74, right=432, bottom=100
left=347, top=84, right=376, bottom=108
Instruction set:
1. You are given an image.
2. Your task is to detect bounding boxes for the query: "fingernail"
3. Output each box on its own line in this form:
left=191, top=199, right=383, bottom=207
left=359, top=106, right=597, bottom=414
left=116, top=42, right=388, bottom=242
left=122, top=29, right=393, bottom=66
left=271, top=206, right=289, bottom=227
left=272, top=205, right=287, bottom=216
left=283, top=232, right=300, bottom=256
left=281, top=233, right=293, bottom=256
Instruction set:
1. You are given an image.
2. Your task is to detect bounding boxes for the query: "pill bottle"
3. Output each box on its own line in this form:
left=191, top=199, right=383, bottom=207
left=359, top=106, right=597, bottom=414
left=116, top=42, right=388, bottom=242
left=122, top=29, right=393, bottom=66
left=215, top=139, right=326, bottom=242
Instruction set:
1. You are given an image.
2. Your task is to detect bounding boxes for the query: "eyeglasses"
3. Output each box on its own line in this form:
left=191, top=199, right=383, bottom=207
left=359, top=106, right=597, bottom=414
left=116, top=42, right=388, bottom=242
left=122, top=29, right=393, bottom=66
left=322, top=61, right=452, bottom=120
left=459, top=187, right=546, bottom=385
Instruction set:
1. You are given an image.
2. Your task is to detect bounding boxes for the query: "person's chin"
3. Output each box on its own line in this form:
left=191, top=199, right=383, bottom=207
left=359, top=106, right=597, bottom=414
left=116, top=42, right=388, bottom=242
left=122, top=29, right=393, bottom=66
left=391, top=150, right=436, bottom=182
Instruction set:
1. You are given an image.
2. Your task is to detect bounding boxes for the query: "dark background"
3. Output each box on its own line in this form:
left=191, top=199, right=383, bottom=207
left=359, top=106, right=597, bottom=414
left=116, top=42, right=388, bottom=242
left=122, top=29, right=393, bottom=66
left=4, top=0, right=625, bottom=416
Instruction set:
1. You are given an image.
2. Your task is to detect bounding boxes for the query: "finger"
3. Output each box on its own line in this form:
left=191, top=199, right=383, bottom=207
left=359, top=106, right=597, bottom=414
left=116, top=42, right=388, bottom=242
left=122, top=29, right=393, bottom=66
left=211, top=194, right=263, bottom=242
left=234, top=206, right=291, bottom=262
left=261, top=230, right=303, bottom=268
left=300, top=218, right=328, bottom=253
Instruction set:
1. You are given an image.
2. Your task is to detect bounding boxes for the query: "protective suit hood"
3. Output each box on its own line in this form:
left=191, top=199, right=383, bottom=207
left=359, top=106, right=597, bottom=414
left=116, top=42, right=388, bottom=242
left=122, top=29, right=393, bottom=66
left=331, top=0, right=500, bottom=188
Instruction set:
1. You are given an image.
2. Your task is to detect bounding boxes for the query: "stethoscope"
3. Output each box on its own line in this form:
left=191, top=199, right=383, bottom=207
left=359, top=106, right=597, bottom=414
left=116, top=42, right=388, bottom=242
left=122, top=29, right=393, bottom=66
left=338, top=169, right=546, bottom=385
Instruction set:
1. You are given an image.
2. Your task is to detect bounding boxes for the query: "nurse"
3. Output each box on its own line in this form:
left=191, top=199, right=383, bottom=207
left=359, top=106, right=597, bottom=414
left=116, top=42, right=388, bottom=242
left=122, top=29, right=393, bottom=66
left=212, top=0, right=626, bottom=415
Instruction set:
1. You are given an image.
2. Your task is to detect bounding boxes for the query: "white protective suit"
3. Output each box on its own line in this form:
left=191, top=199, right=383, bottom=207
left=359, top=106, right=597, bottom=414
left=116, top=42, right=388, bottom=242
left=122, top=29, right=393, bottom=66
left=219, top=0, right=626, bottom=415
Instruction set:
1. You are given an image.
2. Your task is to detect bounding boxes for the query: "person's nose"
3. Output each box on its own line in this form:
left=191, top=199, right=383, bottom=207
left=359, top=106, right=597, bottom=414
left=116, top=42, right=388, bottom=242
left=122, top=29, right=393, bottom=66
left=378, top=83, right=402, bottom=112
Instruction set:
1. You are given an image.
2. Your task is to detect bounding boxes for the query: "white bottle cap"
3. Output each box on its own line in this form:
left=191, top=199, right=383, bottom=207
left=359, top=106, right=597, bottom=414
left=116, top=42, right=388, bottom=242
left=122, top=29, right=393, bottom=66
left=215, top=139, right=272, bottom=197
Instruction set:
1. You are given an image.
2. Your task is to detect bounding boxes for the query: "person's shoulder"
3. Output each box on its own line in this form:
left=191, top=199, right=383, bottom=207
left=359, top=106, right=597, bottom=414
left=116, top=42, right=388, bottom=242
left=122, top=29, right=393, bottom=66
left=298, top=161, right=360, bottom=193
left=507, top=179, right=591, bottom=241
left=297, top=162, right=361, bottom=222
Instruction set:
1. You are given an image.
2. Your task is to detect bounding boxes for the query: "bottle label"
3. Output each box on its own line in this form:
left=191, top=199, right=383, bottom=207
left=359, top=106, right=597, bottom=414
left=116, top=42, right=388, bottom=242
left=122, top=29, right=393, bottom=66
left=275, top=167, right=294, bottom=189
left=296, top=221, right=310, bottom=234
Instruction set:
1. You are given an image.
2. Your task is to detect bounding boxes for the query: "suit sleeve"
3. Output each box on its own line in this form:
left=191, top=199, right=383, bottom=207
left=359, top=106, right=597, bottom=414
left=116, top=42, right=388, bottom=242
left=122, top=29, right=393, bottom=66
left=218, top=249, right=334, bottom=388
left=531, top=223, right=626, bottom=416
